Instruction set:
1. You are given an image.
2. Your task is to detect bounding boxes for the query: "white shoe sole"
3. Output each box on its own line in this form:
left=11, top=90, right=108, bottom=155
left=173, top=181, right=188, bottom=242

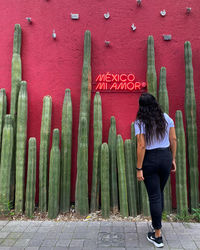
left=147, top=236, right=164, bottom=248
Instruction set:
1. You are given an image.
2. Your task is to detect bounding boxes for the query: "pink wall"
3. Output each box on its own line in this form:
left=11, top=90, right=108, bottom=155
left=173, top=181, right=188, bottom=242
left=0, top=0, right=200, bottom=207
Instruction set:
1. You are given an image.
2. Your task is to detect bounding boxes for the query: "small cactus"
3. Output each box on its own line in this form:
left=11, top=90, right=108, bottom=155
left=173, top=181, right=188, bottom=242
left=116, top=135, right=128, bottom=217
left=0, top=89, right=7, bottom=158
left=48, top=129, right=60, bottom=219
left=0, top=115, right=14, bottom=214
left=101, top=143, right=110, bottom=218
left=90, top=92, right=102, bottom=212
left=15, top=81, right=28, bottom=214
left=60, top=89, right=72, bottom=212
left=39, top=96, right=52, bottom=212
left=25, top=138, right=36, bottom=217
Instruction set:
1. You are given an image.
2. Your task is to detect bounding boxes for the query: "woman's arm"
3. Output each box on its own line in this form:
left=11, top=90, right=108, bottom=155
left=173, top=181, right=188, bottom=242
left=136, top=134, right=146, bottom=181
left=169, top=127, right=177, bottom=172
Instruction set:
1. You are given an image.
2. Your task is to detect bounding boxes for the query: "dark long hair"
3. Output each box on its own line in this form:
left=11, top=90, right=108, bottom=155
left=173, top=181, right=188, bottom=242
left=136, top=93, right=167, bottom=145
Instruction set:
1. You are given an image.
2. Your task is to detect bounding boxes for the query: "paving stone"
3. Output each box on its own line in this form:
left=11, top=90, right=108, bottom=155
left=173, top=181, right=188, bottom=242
left=56, top=239, right=71, bottom=247
left=7, top=232, right=23, bottom=238
left=70, top=239, right=84, bottom=247
left=0, top=238, right=17, bottom=246
left=125, top=232, right=138, bottom=240
left=46, top=231, right=61, bottom=239
left=41, top=239, right=58, bottom=247
left=83, top=239, right=97, bottom=248
left=25, top=248, right=39, bottom=250
left=125, top=239, right=139, bottom=248
left=13, top=238, right=31, bottom=247
left=9, top=247, right=25, bottom=250
left=19, top=232, right=36, bottom=239
left=0, top=232, right=10, bottom=238
left=167, top=240, right=183, bottom=248
left=0, top=221, right=9, bottom=226
left=36, top=227, right=50, bottom=233
left=99, top=226, right=112, bottom=232
left=40, top=221, right=57, bottom=227
left=32, top=232, right=48, bottom=240
left=59, top=232, right=73, bottom=239
left=0, top=248, right=10, bottom=250
left=112, top=226, right=124, bottom=232
left=72, top=231, right=92, bottom=239
left=194, top=240, right=200, bottom=247
left=25, top=226, right=39, bottom=233
left=27, top=239, right=43, bottom=247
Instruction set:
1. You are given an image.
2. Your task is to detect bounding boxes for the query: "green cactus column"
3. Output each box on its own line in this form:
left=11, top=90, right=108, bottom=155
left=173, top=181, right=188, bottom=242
left=75, top=117, right=89, bottom=215
left=75, top=30, right=91, bottom=215
left=0, top=89, right=7, bottom=158
left=10, top=24, right=22, bottom=121
left=25, top=138, right=36, bottom=217
left=131, top=122, right=140, bottom=214
left=175, top=110, right=188, bottom=216
left=125, top=139, right=137, bottom=217
left=10, top=24, right=22, bottom=208
left=116, top=135, right=128, bottom=217
left=101, top=143, right=110, bottom=218
left=184, top=41, right=199, bottom=210
left=60, top=89, right=72, bottom=212
left=158, top=67, right=171, bottom=214
left=48, top=129, right=61, bottom=219
left=0, top=115, right=14, bottom=214
left=39, top=96, right=52, bottom=212
left=90, top=92, right=102, bottom=212
left=15, top=81, right=28, bottom=214
left=108, top=116, right=118, bottom=213
left=147, top=35, right=157, bottom=99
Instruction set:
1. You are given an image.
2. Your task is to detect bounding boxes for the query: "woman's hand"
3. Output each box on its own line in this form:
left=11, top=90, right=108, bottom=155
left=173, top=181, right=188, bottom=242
left=171, top=160, right=176, bottom=173
left=137, top=170, right=144, bottom=181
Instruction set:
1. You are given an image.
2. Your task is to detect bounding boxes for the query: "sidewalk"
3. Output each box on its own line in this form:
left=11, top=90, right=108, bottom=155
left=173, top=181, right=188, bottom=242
left=0, top=220, right=199, bottom=249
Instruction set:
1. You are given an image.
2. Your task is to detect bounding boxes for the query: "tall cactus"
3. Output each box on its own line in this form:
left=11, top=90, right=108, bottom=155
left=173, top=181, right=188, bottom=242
left=15, top=81, right=28, bottom=214
left=90, top=92, right=102, bottom=212
left=147, top=35, right=157, bottom=99
left=10, top=24, right=22, bottom=121
left=116, top=135, right=128, bottom=217
left=76, top=30, right=91, bottom=215
left=131, top=122, right=140, bottom=214
left=175, top=111, right=188, bottom=216
left=108, top=116, right=118, bottom=213
left=184, top=41, right=199, bottom=210
left=25, top=138, right=36, bottom=217
left=60, top=89, right=72, bottom=212
left=124, top=139, right=137, bottom=217
left=0, top=115, right=14, bottom=213
left=39, top=96, right=52, bottom=212
left=158, top=67, right=171, bottom=214
left=101, top=143, right=110, bottom=218
left=48, top=129, right=60, bottom=219
left=0, top=89, right=7, bottom=157
left=10, top=24, right=22, bottom=207
left=75, top=117, right=89, bottom=215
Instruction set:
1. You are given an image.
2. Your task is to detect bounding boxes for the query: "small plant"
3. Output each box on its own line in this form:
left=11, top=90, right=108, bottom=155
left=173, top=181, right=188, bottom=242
left=192, top=207, right=200, bottom=222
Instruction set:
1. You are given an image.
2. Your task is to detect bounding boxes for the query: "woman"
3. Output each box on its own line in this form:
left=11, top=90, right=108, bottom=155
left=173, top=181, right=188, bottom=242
left=134, top=93, right=177, bottom=248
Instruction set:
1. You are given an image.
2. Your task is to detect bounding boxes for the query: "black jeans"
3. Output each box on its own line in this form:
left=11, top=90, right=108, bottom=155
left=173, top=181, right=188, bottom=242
left=142, top=147, right=172, bottom=230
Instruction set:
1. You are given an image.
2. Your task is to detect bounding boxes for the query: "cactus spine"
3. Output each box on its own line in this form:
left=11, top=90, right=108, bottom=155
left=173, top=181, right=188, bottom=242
left=15, top=81, right=28, bottom=213
left=108, top=116, right=118, bottom=213
left=0, top=115, right=14, bottom=213
left=184, top=41, right=199, bottom=210
left=60, top=89, right=72, bottom=212
left=0, top=89, right=7, bottom=157
left=101, top=143, right=110, bottom=218
left=90, top=92, right=102, bottom=212
left=48, top=129, right=60, bottom=219
left=131, top=122, right=140, bottom=214
left=147, top=35, right=157, bottom=99
left=116, top=135, right=128, bottom=217
left=158, top=67, right=171, bottom=214
left=25, top=138, right=36, bottom=217
left=75, top=117, right=89, bottom=215
left=39, top=96, right=52, bottom=212
left=175, top=111, right=188, bottom=216
left=76, top=30, right=91, bottom=215
left=125, top=139, right=137, bottom=216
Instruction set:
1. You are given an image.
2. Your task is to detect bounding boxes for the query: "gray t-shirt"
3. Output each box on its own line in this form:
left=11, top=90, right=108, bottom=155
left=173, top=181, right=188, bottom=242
left=134, top=113, right=174, bottom=150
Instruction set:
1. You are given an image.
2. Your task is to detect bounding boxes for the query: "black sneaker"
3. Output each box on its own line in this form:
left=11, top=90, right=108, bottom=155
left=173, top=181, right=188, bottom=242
left=147, top=232, right=164, bottom=248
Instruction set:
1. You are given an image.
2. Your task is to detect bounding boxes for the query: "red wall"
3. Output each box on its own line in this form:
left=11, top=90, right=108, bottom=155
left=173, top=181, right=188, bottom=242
left=0, top=0, right=200, bottom=208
